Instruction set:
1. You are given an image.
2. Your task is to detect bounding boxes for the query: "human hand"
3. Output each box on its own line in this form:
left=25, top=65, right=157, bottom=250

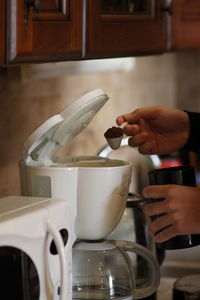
left=142, top=185, right=200, bottom=243
left=116, top=106, right=190, bottom=155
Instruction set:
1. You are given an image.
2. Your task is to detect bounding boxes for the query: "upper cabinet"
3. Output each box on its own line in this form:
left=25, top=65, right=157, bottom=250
left=6, top=0, right=83, bottom=64
left=3, top=0, right=200, bottom=65
left=85, top=0, right=166, bottom=58
left=171, top=0, right=200, bottom=50
left=5, top=0, right=166, bottom=64
left=0, top=0, right=5, bottom=65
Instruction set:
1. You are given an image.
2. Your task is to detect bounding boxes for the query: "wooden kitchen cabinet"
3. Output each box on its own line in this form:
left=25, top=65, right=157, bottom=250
left=170, top=0, right=200, bottom=50
left=4, top=0, right=200, bottom=65
left=5, top=0, right=167, bottom=64
left=85, top=0, right=166, bottom=58
left=6, top=0, right=83, bottom=64
left=0, top=0, right=6, bottom=64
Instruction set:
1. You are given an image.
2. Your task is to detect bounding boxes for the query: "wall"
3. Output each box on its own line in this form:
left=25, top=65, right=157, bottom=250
left=176, top=51, right=200, bottom=112
left=0, top=51, right=200, bottom=197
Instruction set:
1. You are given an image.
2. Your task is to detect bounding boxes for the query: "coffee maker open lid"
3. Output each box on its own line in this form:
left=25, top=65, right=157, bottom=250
left=23, top=89, right=109, bottom=166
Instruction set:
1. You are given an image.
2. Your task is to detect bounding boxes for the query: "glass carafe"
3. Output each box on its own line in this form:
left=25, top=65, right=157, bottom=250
left=72, top=240, right=160, bottom=300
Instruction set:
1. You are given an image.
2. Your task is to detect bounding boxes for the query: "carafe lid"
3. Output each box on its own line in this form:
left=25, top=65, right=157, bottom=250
left=23, top=89, right=109, bottom=165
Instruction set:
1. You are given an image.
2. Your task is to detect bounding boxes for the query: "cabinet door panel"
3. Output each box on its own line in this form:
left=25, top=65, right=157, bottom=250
left=0, top=0, right=6, bottom=64
left=171, top=0, right=200, bottom=49
left=7, top=0, right=83, bottom=64
left=101, top=0, right=151, bottom=14
left=33, top=0, right=67, bottom=12
left=86, top=0, right=166, bottom=58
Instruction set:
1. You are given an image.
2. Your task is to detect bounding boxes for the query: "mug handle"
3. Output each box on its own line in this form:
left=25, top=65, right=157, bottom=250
left=46, top=220, right=68, bottom=300
left=113, top=240, right=160, bottom=299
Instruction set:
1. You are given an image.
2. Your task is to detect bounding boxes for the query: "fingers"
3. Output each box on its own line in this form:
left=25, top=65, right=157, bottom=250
left=127, top=138, right=156, bottom=155
left=116, top=115, right=127, bottom=125
left=121, top=119, right=151, bottom=152
left=116, top=107, right=160, bottom=126
left=116, top=110, right=155, bottom=156
left=143, top=184, right=200, bottom=243
left=138, top=142, right=156, bottom=155
left=123, top=123, right=140, bottom=136
left=118, top=116, right=156, bottom=154
left=149, top=213, right=172, bottom=234
left=146, top=207, right=182, bottom=243
left=143, top=185, right=172, bottom=200
left=143, top=186, right=176, bottom=243
left=116, top=111, right=142, bottom=126
left=128, top=131, right=148, bottom=146
left=153, top=225, right=179, bottom=243
left=143, top=200, right=168, bottom=217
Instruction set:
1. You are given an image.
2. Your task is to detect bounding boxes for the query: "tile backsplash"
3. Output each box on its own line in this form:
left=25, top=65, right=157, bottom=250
left=1, top=51, right=200, bottom=196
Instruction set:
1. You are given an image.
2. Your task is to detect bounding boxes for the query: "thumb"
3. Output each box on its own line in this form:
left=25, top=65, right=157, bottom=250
left=116, top=107, right=159, bottom=126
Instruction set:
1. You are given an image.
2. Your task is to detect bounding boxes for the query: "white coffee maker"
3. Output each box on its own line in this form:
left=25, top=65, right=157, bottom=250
left=19, top=89, right=160, bottom=300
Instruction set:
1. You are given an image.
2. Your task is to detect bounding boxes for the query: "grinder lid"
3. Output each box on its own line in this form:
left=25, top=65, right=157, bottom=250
left=23, top=89, right=109, bottom=166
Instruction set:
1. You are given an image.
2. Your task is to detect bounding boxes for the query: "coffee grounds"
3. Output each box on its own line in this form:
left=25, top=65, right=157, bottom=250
left=104, top=126, right=123, bottom=138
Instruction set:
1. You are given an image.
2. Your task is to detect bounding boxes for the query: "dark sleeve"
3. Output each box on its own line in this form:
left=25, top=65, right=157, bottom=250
left=181, top=111, right=200, bottom=154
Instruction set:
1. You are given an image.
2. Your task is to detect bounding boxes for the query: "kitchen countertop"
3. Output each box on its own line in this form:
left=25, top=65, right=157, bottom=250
left=157, top=277, right=176, bottom=300
left=157, top=260, right=200, bottom=300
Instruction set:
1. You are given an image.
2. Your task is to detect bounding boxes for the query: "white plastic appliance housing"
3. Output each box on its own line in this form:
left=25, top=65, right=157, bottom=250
left=19, top=89, right=110, bottom=241
left=19, top=89, right=132, bottom=299
left=0, top=196, right=71, bottom=300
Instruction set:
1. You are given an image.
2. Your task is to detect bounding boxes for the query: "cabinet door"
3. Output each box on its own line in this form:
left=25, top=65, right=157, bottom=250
left=85, top=0, right=166, bottom=58
left=0, top=0, right=6, bottom=64
left=171, top=0, right=200, bottom=50
left=7, top=0, right=83, bottom=64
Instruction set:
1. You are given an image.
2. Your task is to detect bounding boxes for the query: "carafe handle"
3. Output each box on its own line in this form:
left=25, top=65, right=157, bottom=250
left=113, top=240, right=160, bottom=299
